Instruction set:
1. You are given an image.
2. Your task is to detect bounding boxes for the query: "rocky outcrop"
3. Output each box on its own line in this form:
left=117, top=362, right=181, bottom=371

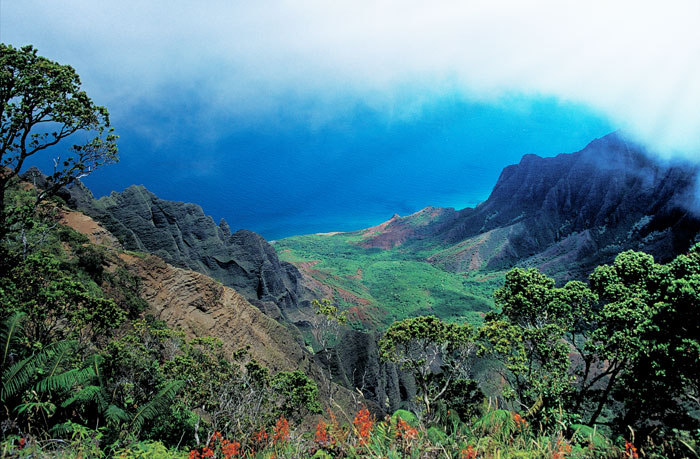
left=58, top=207, right=371, bottom=417
left=440, top=132, right=700, bottom=276
left=332, top=330, right=417, bottom=413
left=58, top=182, right=415, bottom=414
left=69, top=184, right=316, bottom=323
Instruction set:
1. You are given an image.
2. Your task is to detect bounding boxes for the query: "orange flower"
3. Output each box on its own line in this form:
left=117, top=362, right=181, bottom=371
left=552, top=439, right=572, bottom=459
left=315, top=420, right=329, bottom=444
left=395, top=417, right=418, bottom=441
left=221, top=440, right=241, bottom=458
left=252, top=427, right=268, bottom=445
left=460, top=445, right=477, bottom=459
left=625, top=441, right=639, bottom=459
left=353, top=407, right=374, bottom=446
left=512, top=413, right=528, bottom=430
left=273, top=417, right=290, bottom=443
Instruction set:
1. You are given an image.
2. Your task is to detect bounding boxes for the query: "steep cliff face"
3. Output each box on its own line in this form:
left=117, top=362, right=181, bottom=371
left=71, top=185, right=315, bottom=323
left=354, top=133, right=700, bottom=279
left=332, top=330, right=417, bottom=414
left=60, top=185, right=412, bottom=412
left=439, top=133, right=700, bottom=277
left=58, top=208, right=372, bottom=416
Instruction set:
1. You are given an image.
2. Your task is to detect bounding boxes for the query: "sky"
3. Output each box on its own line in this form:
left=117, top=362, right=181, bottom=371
left=2, top=1, right=700, bottom=239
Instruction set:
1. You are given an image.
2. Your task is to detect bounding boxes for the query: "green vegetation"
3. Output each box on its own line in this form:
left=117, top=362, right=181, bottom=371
left=379, top=316, right=479, bottom=419
left=276, top=232, right=497, bottom=327
left=0, top=46, right=324, bottom=457
left=0, top=43, right=118, bottom=242
left=1, top=44, right=698, bottom=458
left=478, top=250, right=700, bottom=450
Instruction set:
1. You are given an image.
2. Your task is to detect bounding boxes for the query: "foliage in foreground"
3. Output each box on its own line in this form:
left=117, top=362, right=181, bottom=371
left=4, top=403, right=697, bottom=458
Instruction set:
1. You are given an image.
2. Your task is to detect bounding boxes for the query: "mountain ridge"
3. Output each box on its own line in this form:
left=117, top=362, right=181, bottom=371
left=57, top=182, right=318, bottom=324
left=351, top=132, right=700, bottom=280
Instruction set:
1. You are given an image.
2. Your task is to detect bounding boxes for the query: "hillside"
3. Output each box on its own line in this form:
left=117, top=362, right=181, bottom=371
left=5, top=136, right=700, bottom=457
left=55, top=207, right=367, bottom=415
left=42, top=174, right=415, bottom=413
left=276, top=132, right=700, bottom=326
left=50, top=179, right=319, bottom=324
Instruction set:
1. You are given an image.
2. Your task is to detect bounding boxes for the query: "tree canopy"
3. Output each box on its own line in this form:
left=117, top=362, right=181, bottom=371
left=379, top=315, right=478, bottom=418
left=0, top=44, right=117, bottom=237
left=480, top=249, right=700, bottom=437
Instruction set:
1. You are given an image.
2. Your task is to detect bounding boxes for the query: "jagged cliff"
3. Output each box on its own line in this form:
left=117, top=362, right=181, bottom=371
left=356, top=132, right=700, bottom=280
left=64, top=184, right=316, bottom=323
left=58, top=208, right=373, bottom=418
left=48, top=181, right=414, bottom=414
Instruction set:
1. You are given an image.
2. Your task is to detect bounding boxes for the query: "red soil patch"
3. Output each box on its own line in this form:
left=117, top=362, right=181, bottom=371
left=334, top=286, right=371, bottom=306
left=357, top=216, right=415, bottom=250
left=346, top=306, right=376, bottom=326
left=59, top=210, right=121, bottom=249
left=297, top=260, right=321, bottom=269
left=348, top=268, right=363, bottom=280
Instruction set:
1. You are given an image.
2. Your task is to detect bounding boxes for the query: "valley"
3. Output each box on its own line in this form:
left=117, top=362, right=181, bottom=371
left=275, top=223, right=498, bottom=329
left=275, top=132, right=700, bottom=335
left=4, top=12, right=700, bottom=456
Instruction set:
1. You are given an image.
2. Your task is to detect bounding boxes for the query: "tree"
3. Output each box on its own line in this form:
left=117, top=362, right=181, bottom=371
left=588, top=249, right=700, bottom=434
left=379, top=315, right=477, bottom=418
left=310, top=298, right=347, bottom=403
left=310, top=298, right=348, bottom=354
left=483, top=250, right=700, bottom=438
left=479, top=268, right=593, bottom=424
left=0, top=252, right=125, bottom=348
left=0, top=44, right=117, bottom=238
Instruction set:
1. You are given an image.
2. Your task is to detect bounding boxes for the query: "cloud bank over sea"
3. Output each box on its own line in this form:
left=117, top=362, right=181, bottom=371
left=3, top=1, right=697, bottom=237
left=5, top=1, right=699, bottom=157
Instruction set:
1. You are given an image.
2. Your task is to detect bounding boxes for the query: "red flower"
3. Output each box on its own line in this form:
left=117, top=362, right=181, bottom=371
left=221, top=440, right=240, bottom=458
left=252, top=427, right=268, bottom=445
left=273, top=417, right=290, bottom=443
left=552, top=439, right=572, bottom=459
left=625, top=441, right=639, bottom=459
left=512, top=412, right=529, bottom=430
left=353, top=407, right=374, bottom=446
left=395, top=417, right=418, bottom=441
left=460, top=445, right=477, bottom=459
left=315, top=420, right=329, bottom=444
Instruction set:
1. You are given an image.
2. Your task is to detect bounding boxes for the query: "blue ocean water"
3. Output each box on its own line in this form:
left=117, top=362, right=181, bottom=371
left=73, top=95, right=612, bottom=240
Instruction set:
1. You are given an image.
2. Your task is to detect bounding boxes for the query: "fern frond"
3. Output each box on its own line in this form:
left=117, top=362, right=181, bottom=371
left=0, top=312, right=25, bottom=369
left=525, top=394, right=543, bottom=418
left=45, top=342, right=72, bottom=376
left=1, top=340, right=76, bottom=401
left=474, top=409, right=515, bottom=438
left=62, top=384, right=102, bottom=408
left=37, top=365, right=95, bottom=394
left=50, top=421, right=78, bottom=436
left=105, top=404, right=129, bottom=424
left=87, top=353, right=105, bottom=386
left=129, top=380, right=184, bottom=432
left=1, top=355, right=35, bottom=401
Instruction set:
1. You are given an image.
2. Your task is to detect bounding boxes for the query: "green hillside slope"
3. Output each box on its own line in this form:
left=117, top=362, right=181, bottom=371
left=275, top=231, right=501, bottom=328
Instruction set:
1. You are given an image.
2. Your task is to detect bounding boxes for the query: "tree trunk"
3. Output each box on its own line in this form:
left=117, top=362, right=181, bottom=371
left=588, top=366, right=620, bottom=426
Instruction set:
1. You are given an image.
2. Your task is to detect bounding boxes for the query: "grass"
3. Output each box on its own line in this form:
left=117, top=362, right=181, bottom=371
left=275, top=232, right=503, bottom=329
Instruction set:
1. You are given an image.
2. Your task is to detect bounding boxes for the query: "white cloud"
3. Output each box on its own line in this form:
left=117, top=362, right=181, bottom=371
left=3, top=0, right=700, bottom=157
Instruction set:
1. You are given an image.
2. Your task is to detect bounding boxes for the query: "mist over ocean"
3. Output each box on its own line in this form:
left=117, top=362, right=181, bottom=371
left=78, top=96, right=613, bottom=240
